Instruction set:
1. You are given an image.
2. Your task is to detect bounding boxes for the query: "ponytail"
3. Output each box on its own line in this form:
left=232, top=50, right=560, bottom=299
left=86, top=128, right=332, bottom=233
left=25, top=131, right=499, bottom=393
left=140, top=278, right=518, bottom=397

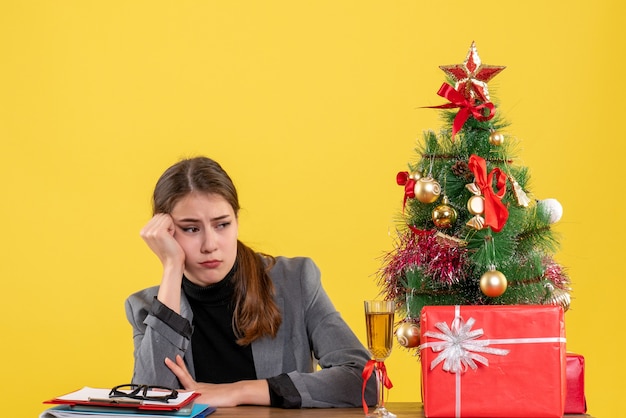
left=232, top=241, right=282, bottom=345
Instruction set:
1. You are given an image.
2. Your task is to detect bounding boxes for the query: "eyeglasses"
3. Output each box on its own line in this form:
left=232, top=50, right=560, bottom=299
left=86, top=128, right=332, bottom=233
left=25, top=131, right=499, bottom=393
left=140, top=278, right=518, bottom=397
left=109, top=384, right=178, bottom=403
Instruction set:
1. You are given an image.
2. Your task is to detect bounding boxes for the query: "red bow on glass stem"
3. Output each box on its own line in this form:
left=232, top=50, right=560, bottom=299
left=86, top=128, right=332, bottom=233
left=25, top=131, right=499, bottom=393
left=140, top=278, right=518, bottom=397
left=361, top=360, right=393, bottom=415
left=468, top=154, right=509, bottom=232
left=427, top=83, right=496, bottom=139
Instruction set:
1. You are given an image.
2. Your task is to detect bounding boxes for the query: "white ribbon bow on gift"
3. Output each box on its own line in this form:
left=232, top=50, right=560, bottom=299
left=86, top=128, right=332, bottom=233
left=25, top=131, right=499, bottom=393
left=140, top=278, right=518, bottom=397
left=421, top=315, right=510, bottom=373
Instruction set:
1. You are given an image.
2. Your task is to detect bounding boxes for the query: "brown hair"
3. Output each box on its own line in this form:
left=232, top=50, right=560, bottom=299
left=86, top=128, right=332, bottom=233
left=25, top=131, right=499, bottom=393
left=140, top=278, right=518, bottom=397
left=153, top=156, right=281, bottom=345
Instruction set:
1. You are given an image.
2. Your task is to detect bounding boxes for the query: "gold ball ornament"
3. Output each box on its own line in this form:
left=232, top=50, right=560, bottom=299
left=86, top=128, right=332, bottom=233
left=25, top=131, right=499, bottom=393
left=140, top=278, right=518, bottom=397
left=432, top=198, right=458, bottom=229
left=480, top=269, right=508, bottom=297
left=396, top=321, right=421, bottom=348
left=489, top=131, right=505, bottom=146
left=413, top=176, right=441, bottom=204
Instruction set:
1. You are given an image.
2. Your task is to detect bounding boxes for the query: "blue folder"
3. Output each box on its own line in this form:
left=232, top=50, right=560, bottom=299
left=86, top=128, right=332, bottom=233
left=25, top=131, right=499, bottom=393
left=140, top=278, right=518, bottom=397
left=39, top=403, right=215, bottom=418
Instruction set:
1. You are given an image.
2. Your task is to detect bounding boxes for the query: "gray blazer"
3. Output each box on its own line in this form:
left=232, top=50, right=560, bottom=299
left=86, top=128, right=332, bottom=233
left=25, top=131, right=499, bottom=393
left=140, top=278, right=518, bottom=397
left=125, top=256, right=376, bottom=408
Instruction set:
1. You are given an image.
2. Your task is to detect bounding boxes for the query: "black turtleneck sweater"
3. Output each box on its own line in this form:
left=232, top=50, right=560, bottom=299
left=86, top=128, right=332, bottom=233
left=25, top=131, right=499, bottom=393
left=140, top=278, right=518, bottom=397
left=182, top=268, right=256, bottom=383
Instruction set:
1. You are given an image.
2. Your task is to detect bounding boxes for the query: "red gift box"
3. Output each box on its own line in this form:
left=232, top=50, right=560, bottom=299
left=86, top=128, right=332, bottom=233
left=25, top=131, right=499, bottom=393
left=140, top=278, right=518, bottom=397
left=420, top=305, right=566, bottom=418
left=565, top=353, right=587, bottom=414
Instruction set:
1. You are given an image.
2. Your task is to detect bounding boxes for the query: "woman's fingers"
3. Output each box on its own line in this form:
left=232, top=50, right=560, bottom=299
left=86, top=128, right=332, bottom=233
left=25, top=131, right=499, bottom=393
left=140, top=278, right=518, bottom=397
left=165, top=355, right=197, bottom=390
left=141, top=214, right=185, bottom=266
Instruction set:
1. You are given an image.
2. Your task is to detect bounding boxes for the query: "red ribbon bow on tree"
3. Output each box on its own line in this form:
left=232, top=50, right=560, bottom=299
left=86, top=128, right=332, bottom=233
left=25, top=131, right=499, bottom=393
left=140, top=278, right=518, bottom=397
left=396, top=171, right=416, bottom=210
left=468, top=154, right=509, bottom=232
left=361, top=360, right=393, bottom=415
left=428, top=83, right=496, bottom=139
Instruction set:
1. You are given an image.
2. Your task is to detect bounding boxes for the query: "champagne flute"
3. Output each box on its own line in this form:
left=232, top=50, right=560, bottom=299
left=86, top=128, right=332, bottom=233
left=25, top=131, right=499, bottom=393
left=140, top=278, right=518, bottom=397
left=364, top=300, right=396, bottom=418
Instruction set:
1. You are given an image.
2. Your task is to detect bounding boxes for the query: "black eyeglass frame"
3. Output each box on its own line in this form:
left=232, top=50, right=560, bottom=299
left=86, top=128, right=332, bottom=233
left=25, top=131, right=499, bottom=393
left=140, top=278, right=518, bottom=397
left=109, top=384, right=178, bottom=403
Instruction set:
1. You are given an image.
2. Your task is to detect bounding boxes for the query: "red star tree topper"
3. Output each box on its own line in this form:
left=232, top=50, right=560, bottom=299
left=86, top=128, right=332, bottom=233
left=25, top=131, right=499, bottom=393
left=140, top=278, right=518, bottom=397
left=439, top=41, right=506, bottom=102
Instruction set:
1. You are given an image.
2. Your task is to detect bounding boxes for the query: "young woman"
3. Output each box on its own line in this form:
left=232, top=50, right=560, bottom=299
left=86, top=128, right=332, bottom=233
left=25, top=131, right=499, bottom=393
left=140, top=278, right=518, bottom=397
left=125, top=156, right=376, bottom=408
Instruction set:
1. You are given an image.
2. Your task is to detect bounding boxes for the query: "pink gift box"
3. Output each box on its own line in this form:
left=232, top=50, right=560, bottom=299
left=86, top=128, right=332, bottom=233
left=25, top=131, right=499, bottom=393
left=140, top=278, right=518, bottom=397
left=420, top=305, right=566, bottom=418
left=565, top=353, right=587, bottom=414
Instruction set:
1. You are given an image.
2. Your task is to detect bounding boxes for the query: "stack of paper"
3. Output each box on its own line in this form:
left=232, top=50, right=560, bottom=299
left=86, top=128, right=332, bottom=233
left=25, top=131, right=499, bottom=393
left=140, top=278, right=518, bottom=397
left=40, top=387, right=214, bottom=418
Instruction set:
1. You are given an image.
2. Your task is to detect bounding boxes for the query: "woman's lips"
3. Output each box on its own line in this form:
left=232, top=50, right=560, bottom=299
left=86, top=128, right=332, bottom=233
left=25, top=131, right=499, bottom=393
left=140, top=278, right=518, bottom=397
left=200, top=260, right=221, bottom=269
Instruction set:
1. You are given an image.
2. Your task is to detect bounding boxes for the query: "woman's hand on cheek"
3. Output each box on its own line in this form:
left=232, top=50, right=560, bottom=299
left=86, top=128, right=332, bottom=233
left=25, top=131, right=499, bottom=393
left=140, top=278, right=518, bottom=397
left=140, top=214, right=185, bottom=268
left=164, top=355, right=270, bottom=407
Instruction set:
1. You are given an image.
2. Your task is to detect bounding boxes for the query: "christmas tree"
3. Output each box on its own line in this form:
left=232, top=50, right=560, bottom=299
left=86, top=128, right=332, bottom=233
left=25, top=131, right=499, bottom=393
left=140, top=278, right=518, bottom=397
left=380, top=42, right=571, bottom=350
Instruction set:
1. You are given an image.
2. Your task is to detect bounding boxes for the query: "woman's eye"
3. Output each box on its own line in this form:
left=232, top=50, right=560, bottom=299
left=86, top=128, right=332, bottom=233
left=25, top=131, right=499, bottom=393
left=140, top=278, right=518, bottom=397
left=215, top=222, right=231, bottom=230
left=182, top=226, right=200, bottom=233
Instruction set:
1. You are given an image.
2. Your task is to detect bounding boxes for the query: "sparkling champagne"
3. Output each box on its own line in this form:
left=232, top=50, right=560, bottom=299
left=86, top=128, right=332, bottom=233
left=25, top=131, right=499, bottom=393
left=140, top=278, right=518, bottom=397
left=365, top=311, right=394, bottom=360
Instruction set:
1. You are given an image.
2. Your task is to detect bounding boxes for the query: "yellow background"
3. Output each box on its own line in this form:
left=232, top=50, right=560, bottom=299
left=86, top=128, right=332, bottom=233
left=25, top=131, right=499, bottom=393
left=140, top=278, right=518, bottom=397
left=1, top=2, right=622, bottom=417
